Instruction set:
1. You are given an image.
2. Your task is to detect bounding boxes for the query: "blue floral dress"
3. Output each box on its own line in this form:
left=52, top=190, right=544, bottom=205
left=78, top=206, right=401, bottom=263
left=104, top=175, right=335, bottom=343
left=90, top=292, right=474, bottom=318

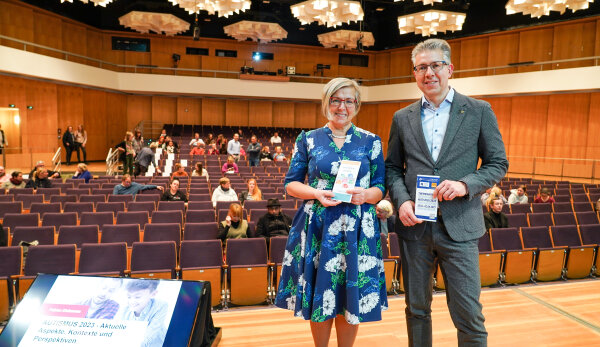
left=275, top=124, right=387, bottom=324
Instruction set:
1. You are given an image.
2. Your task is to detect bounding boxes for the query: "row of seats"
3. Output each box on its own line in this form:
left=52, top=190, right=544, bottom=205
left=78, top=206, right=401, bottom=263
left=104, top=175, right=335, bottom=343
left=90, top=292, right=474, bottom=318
left=492, top=202, right=596, bottom=214
left=504, top=211, right=598, bottom=229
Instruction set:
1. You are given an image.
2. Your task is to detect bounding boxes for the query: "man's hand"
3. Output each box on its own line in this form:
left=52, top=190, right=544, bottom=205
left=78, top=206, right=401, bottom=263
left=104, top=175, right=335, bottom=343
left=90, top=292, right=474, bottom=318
left=399, top=200, right=423, bottom=227
left=156, top=186, right=164, bottom=192
left=346, top=187, right=367, bottom=205
left=314, top=189, right=342, bottom=207
left=432, top=180, right=467, bottom=201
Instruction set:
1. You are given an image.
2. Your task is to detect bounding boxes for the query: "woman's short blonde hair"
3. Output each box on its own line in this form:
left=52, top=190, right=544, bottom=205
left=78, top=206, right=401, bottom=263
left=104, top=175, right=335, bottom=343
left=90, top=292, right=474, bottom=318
left=321, top=77, right=361, bottom=120
left=377, top=200, right=394, bottom=218
left=77, top=163, right=87, bottom=171
left=228, top=203, right=243, bottom=219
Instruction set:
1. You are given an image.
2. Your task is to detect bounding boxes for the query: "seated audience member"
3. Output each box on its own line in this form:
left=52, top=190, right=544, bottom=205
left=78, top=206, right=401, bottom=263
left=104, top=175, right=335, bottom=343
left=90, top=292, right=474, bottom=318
left=221, top=156, right=239, bottom=174
left=484, top=196, right=509, bottom=229
left=216, top=134, right=225, bottom=147
left=0, top=224, right=6, bottom=247
left=219, top=140, right=228, bottom=155
left=161, top=179, right=188, bottom=202
left=80, top=278, right=122, bottom=319
left=166, top=140, right=176, bottom=154
left=270, top=132, right=282, bottom=146
left=191, top=162, right=209, bottom=180
left=205, top=133, right=216, bottom=145
left=189, top=142, right=205, bottom=155
left=508, top=185, right=528, bottom=205
left=155, top=136, right=166, bottom=150
left=260, top=146, right=272, bottom=161
left=237, top=128, right=244, bottom=140
left=26, top=168, right=52, bottom=189
left=207, top=143, right=219, bottom=155
left=112, top=174, right=163, bottom=196
left=171, top=163, right=188, bottom=179
left=218, top=203, right=249, bottom=242
left=481, top=185, right=507, bottom=206
left=28, top=161, right=60, bottom=180
left=159, top=129, right=168, bottom=138
left=189, top=133, right=205, bottom=147
left=120, top=280, right=168, bottom=347
left=376, top=200, right=397, bottom=236
left=0, top=166, right=10, bottom=183
left=135, top=143, right=161, bottom=177
left=534, top=187, right=555, bottom=203
left=272, top=146, right=286, bottom=162
left=239, top=178, right=262, bottom=205
left=1, top=171, right=26, bottom=189
left=255, top=199, right=292, bottom=240
left=72, top=163, right=92, bottom=183
left=246, top=135, right=261, bottom=167
left=211, top=177, right=238, bottom=207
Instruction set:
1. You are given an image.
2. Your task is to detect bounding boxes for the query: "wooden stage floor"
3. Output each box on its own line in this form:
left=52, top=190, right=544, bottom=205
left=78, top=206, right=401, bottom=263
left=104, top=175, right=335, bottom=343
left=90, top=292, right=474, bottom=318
left=212, top=279, right=600, bottom=346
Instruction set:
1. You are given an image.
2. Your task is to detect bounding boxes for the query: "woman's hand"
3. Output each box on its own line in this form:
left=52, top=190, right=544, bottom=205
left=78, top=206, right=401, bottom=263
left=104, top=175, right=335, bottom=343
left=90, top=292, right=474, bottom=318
left=225, top=215, right=232, bottom=226
left=314, top=189, right=342, bottom=207
left=346, top=187, right=367, bottom=205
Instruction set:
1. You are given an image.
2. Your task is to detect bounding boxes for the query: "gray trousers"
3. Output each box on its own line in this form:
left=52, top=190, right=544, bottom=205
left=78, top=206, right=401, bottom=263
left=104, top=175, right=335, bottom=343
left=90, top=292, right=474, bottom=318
left=400, top=220, right=487, bottom=347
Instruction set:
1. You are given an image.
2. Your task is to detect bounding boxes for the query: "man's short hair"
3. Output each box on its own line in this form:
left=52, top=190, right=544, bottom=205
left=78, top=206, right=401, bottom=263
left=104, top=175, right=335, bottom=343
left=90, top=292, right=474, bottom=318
left=122, top=174, right=131, bottom=182
left=125, top=280, right=158, bottom=292
left=149, top=143, right=158, bottom=149
left=411, top=38, right=452, bottom=65
left=219, top=177, right=230, bottom=185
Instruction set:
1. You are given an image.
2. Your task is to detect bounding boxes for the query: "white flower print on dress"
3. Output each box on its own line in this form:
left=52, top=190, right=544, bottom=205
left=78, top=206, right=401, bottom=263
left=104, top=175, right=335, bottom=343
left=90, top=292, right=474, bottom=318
left=361, top=212, right=375, bottom=238
left=306, top=137, right=315, bottom=151
left=316, top=178, right=329, bottom=190
left=328, top=214, right=356, bottom=236
left=313, top=250, right=321, bottom=269
left=359, top=292, right=380, bottom=314
left=331, top=161, right=340, bottom=175
left=345, top=310, right=360, bottom=325
left=325, top=254, right=347, bottom=273
left=358, top=255, right=378, bottom=272
left=345, top=134, right=352, bottom=143
left=378, top=258, right=385, bottom=273
left=282, top=250, right=293, bottom=266
left=371, top=139, right=381, bottom=160
left=300, top=230, right=306, bottom=257
left=359, top=174, right=370, bottom=189
left=291, top=144, right=298, bottom=159
left=286, top=295, right=296, bottom=310
left=322, top=289, right=336, bottom=315
left=304, top=201, right=314, bottom=225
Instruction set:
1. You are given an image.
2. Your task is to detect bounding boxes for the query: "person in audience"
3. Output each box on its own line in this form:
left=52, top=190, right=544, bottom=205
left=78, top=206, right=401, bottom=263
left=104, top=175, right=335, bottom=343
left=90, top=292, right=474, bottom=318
left=25, top=168, right=52, bottom=189
left=247, top=135, right=262, bottom=167
left=260, top=146, right=272, bottom=161
left=218, top=203, right=249, bottom=242
left=112, top=174, right=163, bottom=196
left=132, top=128, right=145, bottom=154
left=0, top=123, right=6, bottom=155
left=63, top=125, right=75, bottom=166
left=155, top=136, right=166, bottom=150
left=120, top=280, right=168, bottom=347
left=192, top=162, right=209, bottom=180
left=207, top=143, right=219, bottom=155
left=0, top=166, right=10, bottom=183
left=2, top=171, right=25, bottom=189
left=166, top=140, right=176, bottom=154
left=171, top=163, right=188, bottom=179
left=211, top=177, right=238, bottom=207
left=80, top=278, right=122, bottom=319
left=74, top=124, right=88, bottom=164
left=221, top=156, right=239, bottom=174
left=272, top=146, right=287, bottom=162
left=237, top=128, right=244, bottom=140
left=189, top=142, right=205, bottom=155
left=508, top=185, right=528, bottom=205
left=134, top=143, right=161, bottom=177
left=118, top=131, right=135, bottom=175
left=219, top=138, right=228, bottom=154
left=189, top=132, right=205, bottom=147
left=255, top=198, right=292, bottom=241
left=216, top=134, right=225, bottom=147
left=161, top=179, right=188, bottom=202
left=159, top=129, right=167, bottom=138
left=534, top=187, right=555, bottom=203
left=227, top=133, right=241, bottom=161
left=484, top=196, right=509, bottom=229
left=165, top=136, right=179, bottom=150
left=481, top=185, right=507, bottom=206
left=72, top=163, right=92, bottom=183
left=239, top=178, right=262, bottom=205
left=376, top=200, right=397, bottom=237
left=28, top=161, right=60, bottom=180
left=205, top=133, right=215, bottom=145
left=0, top=224, right=6, bottom=247
left=270, top=131, right=282, bottom=146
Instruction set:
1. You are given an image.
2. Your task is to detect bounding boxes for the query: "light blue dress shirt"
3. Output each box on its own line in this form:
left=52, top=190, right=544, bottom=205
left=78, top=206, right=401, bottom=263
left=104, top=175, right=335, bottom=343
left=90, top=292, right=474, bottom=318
left=421, top=88, right=455, bottom=162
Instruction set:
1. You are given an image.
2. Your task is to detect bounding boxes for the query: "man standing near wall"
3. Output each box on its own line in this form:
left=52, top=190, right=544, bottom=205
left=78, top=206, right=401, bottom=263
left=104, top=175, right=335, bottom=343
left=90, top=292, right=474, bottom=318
left=63, top=125, right=75, bottom=166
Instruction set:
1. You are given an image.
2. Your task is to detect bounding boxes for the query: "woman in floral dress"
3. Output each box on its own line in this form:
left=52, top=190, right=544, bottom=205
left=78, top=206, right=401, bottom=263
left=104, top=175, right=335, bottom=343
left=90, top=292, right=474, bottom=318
left=275, top=78, right=387, bottom=347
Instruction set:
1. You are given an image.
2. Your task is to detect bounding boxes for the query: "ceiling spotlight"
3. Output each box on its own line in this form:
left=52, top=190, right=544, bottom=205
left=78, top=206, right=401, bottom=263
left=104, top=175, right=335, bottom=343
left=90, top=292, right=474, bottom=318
left=376, top=7, right=384, bottom=11
left=253, top=52, right=262, bottom=61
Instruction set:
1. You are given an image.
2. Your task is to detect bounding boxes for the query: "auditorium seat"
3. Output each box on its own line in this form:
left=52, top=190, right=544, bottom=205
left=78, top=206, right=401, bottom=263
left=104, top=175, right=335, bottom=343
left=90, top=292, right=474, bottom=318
left=0, top=246, right=22, bottom=321
left=571, top=193, right=590, bottom=203
left=65, top=188, right=91, bottom=198
left=572, top=202, right=594, bottom=213
left=380, top=234, right=399, bottom=294
left=552, top=212, right=577, bottom=226
left=116, top=211, right=149, bottom=229
left=130, top=241, right=177, bottom=279
left=143, top=223, right=181, bottom=247
left=528, top=212, right=553, bottom=227
left=550, top=225, right=595, bottom=279
left=7, top=188, right=34, bottom=196
left=579, top=224, right=600, bottom=276
left=553, top=195, right=571, bottom=203
left=0, top=195, right=13, bottom=202
left=108, top=194, right=134, bottom=204
left=576, top=211, right=599, bottom=225
left=183, top=222, right=219, bottom=240
left=42, top=212, right=77, bottom=231
left=490, top=227, right=534, bottom=284
left=187, top=201, right=213, bottom=210
left=0, top=201, right=22, bottom=220
left=15, top=194, right=43, bottom=210
left=58, top=225, right=99, bottom=249
left=63, top=202, right=94, bottom=219
left=51, top=182, right=73, bottom=193
left=79, top=194, right=106, bottom=207
left=151, top=210, right=183, bottom=228
left=78, top=242, right=128, bottom=276
left=477, top=231, right=503, bottom=287
left=96, top=201, right=125, bottom=217
left=552, top=202, right=573, bottom=213
left=101, top=224, right=140, bottom=247
left=158, top=201, right=186, bottom=213
left=216, top=201, right=241, bottom=214
left=127, top=201, right=156, bottom=215
left=12, top=226, right=55, bottom=246
left=4, top=213, right=39, bottom=236
left=521, top=226, right=566, bottom=282
left=531, top=203, right=553, bottom=213
left=510, top=204, right=531, bottom=214
left=49, top=194, right=77, bottom=209
left=92, top=188, right=114, bottom=196
left=18, top=244, right=76, bottom=300
left=80, top=212, right=114, bottom=231
left=243, top=200, right=268, bottom=211
left=268, top=236, right=288, bottom=292
left=185, top=210, right=216, bottom=224
left=179, top=240, right=224, bottom=307
left=226, top=238, right=270, bottom=306
left=506, top=213, right=528, bottom=229
left=36, top=188, right=60, bottom=201
left=29, top=202, right=61, bottom=218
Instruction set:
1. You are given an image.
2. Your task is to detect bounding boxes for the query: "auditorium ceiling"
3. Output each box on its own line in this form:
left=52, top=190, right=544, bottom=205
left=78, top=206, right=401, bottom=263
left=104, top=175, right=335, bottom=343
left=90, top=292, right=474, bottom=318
left=18, top=0, right=600, bottom=51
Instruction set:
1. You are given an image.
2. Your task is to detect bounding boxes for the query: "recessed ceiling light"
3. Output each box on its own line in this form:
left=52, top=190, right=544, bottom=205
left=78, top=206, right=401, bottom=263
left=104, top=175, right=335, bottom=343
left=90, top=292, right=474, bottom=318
left=263, top=0, right=270, bottom=3
left=376, top=7, right=384, bottom=11
left=204, top=18, right=211, bottom=22
left=299, top=27, right=305, bottom=30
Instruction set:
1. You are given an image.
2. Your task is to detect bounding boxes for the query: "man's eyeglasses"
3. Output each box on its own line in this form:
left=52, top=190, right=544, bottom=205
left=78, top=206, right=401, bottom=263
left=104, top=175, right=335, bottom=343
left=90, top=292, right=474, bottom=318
left=329, top=98, right=357, bottom=108
left=413, top=61, right=448, bottom=75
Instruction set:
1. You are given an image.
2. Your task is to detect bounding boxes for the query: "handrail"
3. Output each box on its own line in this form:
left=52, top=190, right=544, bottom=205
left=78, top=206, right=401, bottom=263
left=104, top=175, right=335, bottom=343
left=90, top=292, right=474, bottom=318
left=2, top=34, right=599, bottom=84
left=105, top=148, right=120, bottom=176
left=52, top=147, right=61, bottom=174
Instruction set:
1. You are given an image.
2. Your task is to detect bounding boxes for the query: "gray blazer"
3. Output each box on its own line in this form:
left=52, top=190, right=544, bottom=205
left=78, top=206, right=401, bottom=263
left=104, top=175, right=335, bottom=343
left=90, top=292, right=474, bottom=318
left=385, top=91, right=508, bottom=242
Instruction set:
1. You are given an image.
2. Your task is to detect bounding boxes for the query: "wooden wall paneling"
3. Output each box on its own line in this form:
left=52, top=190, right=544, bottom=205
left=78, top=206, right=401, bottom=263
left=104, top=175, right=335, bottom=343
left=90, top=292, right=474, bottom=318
left=0, top=1, right=34, bottom=49
left=487, top=33, right=519, bottom=75
left=61, top=21, right=88, bottom=65
left=355, top=104, right=378, bottom=135
left=32, top=12, right=62, bottom=58
left=102, top=33, right=125, bottom=68
left=377, top=102, right=411, bottom=156
left=294, top=103, right=319, bottom=129
left=582, top=21, right=597, bottom=64
left=518, top=27, right=554, bottom=72
left=248, top=100, right=273, bottom=127
left=225, top=99, right=249, bottom=126
left=389, top=48, right=413, bottom=84
left=85, top=29, right=104, bottom=66
left=596, top=19, right=600, bottom=56
left=457, top=37, right=489, bottom=77
left=151, top=52, right=176, bottom=75
left=57, top=85, right=83, bottom=163
left=201, top=56, right=219, bottom=77
left=480, top=97, right=512, bottom=156
left=106, top=93, right=128, bottom=151
left=151, top=96, right=177, bottom=126
left=125, top=52, right=152, bottom=74
left=201, top=98, right=226, bottom=125
left=508, top=95, right=548, bottom=175
left=0, top=76, right=27, bottom=153
left=82, top=89, right=107, bottom=161
left=272, top=102, right=295, bottom=128
left=375, top=52, right=391, bottom=82
left=449, top=41, right=461, bottom=73
left=126, top=95, right=152, bottom=132
left=552, top=22, right=586, bottom=69
left=586, top=93, right=600, bottom=160
left=177, top=97, right=202, bottom=125
left=177, top=54, right=202, bottom=76
left=25, top=81, right=58, bottom=154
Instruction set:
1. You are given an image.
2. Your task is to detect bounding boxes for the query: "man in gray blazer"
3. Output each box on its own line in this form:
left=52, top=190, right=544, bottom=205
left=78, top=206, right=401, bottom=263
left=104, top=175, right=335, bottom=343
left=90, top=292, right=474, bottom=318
left=385, top=38, right=508, bottom=346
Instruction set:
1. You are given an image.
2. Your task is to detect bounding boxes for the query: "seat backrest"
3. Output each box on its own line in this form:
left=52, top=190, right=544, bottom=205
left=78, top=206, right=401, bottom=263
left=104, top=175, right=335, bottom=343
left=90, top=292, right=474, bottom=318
left=130, top=241, right=177, bottom=272
left=572, top=202, right=594, bottom=212
left=187, top=201, right=213, bottom=210
left=12, top=226, right=55, bottom=246
left=571, top=193, right=590, bottom=202
left=388, top=232, right=400, bottom=257
left=107, top=194, right=134, bottom=204
left=531, top=203, right=553, bottom=213
left=478, top=231, right=492, bottom=252
left=143, top=223, right=181, bottom=245
left=42, top=212, right=78, bottom=229
left=157, top=201, right=186, bottom=212
left=0, top=201, right=23, bottom=219
left=490, top=227, right=523, bottom=251
left=3, top=213, right=39, bottom=233
left=79, top=194, right=106, bottom=207
left=552, top=212, right=577, bottom=226
left=135, top=194, right=160, bottom=204
left=24, top=244, right=76, bottom=276
left=65, top=188, right=91, bottom=197
left=116, top=211, right=149, bottom=229
left=101, top=224, right=140, bottom=246
left=8, top=188, right=34, bottom=196
left=216, top=200, right=241, bottom=214
left=269, top=236, right=288, bottom=264
left=15, top=194, right=44, bottom=209
left=579, top=224, right=600, bottom=245
left=183, top=222, right=219, bottom=240
left=63, top=202, right=94, bottom=219
left=528, top=212, right=553, bottom=227
left=36, top=188, right=61, bottom=201
left=506, top=213, right=528, bottom=229
left=552, top=202, right=573, bottom=213
left=180, top=240, right=223, bottom=268
left=379, top=233, right=391, bottom=258
left=49, top=194, right=77, bottom=209
left=226, top=238, right=267, bottom=266
left=57, top=225, right=99, bottom=248
left=79, top=242, right=127, bottom=275
left=127, top=201, right=156, bottom=215
left=576, top=211, right=599, bottom=225
left=29, top=202, right=61, bottom=218
left=151, top=210, right=183, bottom=227
left=0, top=246, right=22, bottom=276
left=80, top=212, right=114, bottom=231
left=243, top=200, right=268, bottom=211
left=551, top=225, right=583, bottom=247
left=96, top=202, right=125, bottom=217
left=521, top=226, right=552, bottom=248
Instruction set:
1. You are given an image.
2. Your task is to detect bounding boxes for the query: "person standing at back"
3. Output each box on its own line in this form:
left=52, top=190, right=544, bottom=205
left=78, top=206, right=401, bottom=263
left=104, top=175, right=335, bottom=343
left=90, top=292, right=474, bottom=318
left=385, top=38, right=508, bottom=347
left=63, top=125, right=75, bottom=165
left=74, top=124, right=88, bottom=164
